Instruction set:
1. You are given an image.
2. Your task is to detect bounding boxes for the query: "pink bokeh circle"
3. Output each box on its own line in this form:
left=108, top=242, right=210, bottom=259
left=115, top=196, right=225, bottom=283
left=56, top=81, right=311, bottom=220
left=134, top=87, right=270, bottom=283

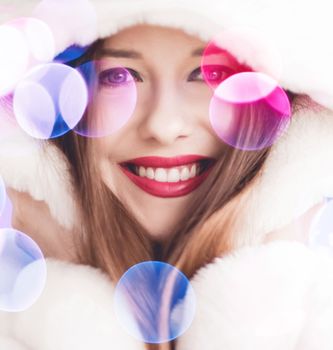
left=209, top=72, right=291, bottom=150
left=201, top=40, right=251, bottom=90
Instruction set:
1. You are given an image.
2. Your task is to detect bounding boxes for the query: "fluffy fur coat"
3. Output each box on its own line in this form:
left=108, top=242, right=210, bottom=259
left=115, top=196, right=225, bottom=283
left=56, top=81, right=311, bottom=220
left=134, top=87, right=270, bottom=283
left=1, top=0, right=333, bottom=348
left=0, top=241, right=333, bottom=349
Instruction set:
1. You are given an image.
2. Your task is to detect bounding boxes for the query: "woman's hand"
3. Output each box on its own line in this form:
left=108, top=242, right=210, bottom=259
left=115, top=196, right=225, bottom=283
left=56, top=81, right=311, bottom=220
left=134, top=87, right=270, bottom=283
left=6, top=187, right=77, bottom=262
left=263, top=201, right=325, bottom=245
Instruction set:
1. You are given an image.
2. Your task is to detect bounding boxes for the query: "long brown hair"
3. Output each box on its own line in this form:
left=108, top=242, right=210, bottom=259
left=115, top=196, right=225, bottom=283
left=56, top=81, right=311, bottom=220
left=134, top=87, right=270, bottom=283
left=49, top=35, right=297, bottom=350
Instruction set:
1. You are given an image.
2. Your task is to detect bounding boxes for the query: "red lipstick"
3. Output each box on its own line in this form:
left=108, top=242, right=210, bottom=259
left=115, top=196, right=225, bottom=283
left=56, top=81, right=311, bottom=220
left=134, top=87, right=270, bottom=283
left=119, top=155, right=216, bottom=198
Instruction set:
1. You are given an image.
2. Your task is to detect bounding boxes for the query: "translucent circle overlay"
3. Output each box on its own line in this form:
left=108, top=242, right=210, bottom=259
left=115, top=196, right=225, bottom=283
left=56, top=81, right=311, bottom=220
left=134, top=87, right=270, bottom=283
left=73, top=62, right=137, bottom=138
left=0, top=18, right=55, bottom=96
left=10, top=17, right=55, bottom=63
left=0, top=176, right=6, bottom=218
left=309, top=199, right=333, bottom=257
left=209, top=72, right=291, bottom=150
left=13, top=63, right=88, bottom=139
left=0, top=193, right=13, bottom=229
left=113, top=261, right=196, bottom=344
left=0, top=228, right=47, bottom=312
left=0, top=24, right=29, bottom=96
left=201, top=40, right=251, bottom=90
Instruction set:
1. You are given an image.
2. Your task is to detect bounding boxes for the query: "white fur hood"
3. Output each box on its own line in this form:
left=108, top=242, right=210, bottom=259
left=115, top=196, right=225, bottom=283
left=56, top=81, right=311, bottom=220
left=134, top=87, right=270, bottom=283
left=1, top=241, right=333, bottom=350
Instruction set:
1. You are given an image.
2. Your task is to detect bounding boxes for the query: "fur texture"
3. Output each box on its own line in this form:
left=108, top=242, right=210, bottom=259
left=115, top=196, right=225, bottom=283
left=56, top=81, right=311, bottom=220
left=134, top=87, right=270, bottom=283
left=0, top=337, right=29, bottom=350
left=178, top=241, right=333, bottom=349
left=233, top=101, right=333, bottom=247
left=0, top=103, right=76, bottom=230
left=0, top=259, right=145, bottom=350
left=2, top=0, right=333, bottom=108
left=0, top=242, right=332, bottom=349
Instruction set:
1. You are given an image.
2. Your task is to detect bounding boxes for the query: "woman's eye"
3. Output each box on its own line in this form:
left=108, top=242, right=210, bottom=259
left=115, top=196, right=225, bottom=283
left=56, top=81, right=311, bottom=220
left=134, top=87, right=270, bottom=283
left=188, top=65, right=236, bottom=84
left=98, top=67, right=142, bottom=87
left=188, top=67, right=204, bottom=81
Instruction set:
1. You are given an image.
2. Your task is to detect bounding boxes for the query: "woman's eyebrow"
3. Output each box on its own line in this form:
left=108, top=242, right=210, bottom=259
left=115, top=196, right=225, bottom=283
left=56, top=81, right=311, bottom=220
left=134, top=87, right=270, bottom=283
left=97, top=47, right=206, bottom=58
left=191, top=47, right=205, bottom=56
left=97, top=48, right=143, bottom=59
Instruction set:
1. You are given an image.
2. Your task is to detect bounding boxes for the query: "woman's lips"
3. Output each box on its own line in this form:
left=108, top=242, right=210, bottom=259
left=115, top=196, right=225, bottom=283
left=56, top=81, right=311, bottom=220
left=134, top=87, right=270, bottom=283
left=118, top=155, right=216, bottom=198
left=124, top=155, right=210, bottom=168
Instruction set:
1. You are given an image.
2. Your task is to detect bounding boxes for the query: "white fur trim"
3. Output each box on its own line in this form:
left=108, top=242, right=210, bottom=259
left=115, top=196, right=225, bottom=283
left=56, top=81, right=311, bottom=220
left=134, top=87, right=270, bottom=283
left=0, top=259, right=145, bottom=350
left=295, top=253, right=333, bottom=350
left=1, top=0, right=333, bottom=109
left=177, top=241, right=333, bottom=350
left=0, top=242, right=332, bottom=349
left=0, top=103, right=76, bottom=229
left=235, top=103, right=333, bottom=246
left=0, top=336, right=29, bottom=350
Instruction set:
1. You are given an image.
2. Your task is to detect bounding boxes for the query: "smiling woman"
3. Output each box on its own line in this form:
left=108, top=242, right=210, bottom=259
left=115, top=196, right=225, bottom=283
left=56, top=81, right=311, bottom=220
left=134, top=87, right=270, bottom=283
left=90, top=26, right=230, bottom=236
left=44, top=24, right=295, bottom=348
left=50, top=25, right=271, bottom=255
left=94, top=30, right=219, bottom=199
left=2, top=1, right=333, bottom=350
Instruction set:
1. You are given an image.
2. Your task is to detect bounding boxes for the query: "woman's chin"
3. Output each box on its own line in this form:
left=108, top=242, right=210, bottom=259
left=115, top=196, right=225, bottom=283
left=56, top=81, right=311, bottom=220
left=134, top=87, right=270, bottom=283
left=100, top=159, right=194, bottom=238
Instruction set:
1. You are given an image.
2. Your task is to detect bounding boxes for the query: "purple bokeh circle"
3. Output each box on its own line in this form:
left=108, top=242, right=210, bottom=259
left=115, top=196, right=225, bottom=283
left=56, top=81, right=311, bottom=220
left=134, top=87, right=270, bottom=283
left=74, top=62, right=137, bottom=138
left=0, top=228, right=47, bottom=312
left=13, top=63, right=88, bottom=139
left=114, top=261, right=196, bottom=344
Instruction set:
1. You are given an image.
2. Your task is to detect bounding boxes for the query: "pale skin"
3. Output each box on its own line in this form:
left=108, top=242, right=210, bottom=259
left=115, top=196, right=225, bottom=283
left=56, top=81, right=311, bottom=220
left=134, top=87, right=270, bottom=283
left=5, top=25, right=323, bottom=261
left=92, top=25, right=224, bottom=241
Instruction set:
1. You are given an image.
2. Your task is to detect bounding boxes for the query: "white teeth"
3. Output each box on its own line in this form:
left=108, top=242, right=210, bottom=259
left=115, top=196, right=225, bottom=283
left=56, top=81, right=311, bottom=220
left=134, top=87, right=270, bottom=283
left=134, top=162, right=202, bottom=182
left=139, top=166, right=146, bottom=177
left=168, top=168, right=180, bottom=182
left=146, top=167, right=154, bottom=179
left=154, top=168, right=168, bottom=182
left=190, top=164, right=197, bottom=178
left=180, top=167, right=190, bottom=181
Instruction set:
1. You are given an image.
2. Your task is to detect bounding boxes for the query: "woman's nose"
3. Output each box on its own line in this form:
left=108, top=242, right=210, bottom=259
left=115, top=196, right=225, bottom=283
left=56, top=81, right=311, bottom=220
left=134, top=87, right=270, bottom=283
left=137, top=84, right=192, bottom=146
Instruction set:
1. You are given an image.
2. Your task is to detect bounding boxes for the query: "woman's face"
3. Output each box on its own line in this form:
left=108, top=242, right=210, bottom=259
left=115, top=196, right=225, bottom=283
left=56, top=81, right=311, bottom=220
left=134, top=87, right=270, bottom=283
left=91, top=25, right=229, bottom=241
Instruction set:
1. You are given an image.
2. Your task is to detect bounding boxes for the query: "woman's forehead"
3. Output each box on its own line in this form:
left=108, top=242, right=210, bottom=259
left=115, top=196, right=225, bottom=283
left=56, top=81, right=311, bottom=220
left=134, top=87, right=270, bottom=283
left=102, top=24, right=206, bottom=57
